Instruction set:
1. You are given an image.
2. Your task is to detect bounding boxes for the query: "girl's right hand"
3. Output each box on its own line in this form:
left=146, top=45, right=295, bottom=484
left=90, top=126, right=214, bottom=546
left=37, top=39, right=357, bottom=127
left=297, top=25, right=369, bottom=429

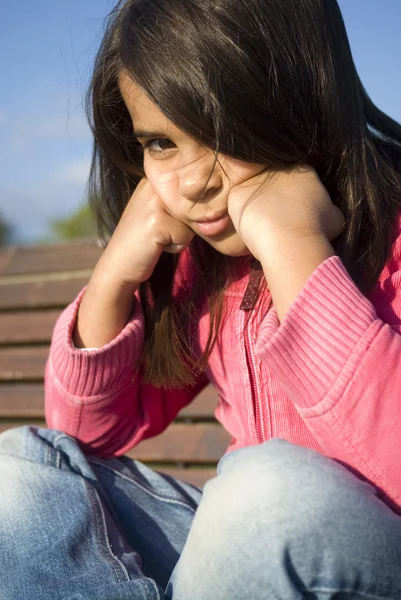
left=95, top=178, right=195, bottom=288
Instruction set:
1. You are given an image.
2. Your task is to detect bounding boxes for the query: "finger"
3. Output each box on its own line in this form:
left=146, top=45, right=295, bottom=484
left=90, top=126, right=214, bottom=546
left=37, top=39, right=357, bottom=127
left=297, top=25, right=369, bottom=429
left=165, top=216, right=196, bottom=247
left=163, top=243, right=188, bottom=254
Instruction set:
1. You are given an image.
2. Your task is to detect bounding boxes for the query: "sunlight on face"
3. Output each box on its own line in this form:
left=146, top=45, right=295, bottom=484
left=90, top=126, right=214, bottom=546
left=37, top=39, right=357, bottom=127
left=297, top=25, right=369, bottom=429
left=119, top=71, right=267, bottom=256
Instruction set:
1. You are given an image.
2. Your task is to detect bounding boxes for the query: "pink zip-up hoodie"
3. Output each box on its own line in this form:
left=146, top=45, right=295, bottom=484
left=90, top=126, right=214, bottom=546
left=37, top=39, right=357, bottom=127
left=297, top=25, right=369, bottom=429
left=45, top=211, right=401, bottom=512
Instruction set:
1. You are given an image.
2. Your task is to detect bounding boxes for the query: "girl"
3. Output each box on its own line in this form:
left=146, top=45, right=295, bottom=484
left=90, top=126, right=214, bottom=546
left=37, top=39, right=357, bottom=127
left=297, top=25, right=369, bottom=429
left=2, top=0, right=401, bottom=598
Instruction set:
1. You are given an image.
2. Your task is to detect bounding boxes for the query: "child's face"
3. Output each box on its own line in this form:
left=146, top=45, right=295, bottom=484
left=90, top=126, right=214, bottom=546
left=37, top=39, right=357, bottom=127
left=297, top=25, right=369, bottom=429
left=119, top=73, right=267, bottom=257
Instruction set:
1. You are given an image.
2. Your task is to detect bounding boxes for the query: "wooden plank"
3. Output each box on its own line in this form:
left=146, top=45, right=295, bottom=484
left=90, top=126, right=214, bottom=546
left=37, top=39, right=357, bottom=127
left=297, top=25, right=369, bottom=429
left=0, top=384, right=45, bottom=417
left=0, top=422, right=231, bottom=462
left=0, top=240, right=102, bottom=276
left=0, top=382, right=219, bottom=419
left=0, top=310, right=61, bottom=344
left=179, top=384, right=218, bottom=418
left=0, top=277, right=89, bottom=310
left=149, top=467, right=216, bottom=488
left=0, top=246, right=17, bottom=276
left=0, top=347, right=49, bottom=381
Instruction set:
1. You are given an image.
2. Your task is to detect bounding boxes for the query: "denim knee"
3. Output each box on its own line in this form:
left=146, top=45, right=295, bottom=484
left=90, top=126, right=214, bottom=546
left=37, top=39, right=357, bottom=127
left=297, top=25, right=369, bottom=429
left=207, top=438, right=378, bottom=541
left=0, top=425, right=100, bottom=485
left=0, top=426, right=163, bottom=598
left=0, top=424, right=34, bottom=455
left=168, top=441, right=401, bottom=599
left=0, top=424, right=66, bottom=456
left=0, top=426, right=105, bottom=560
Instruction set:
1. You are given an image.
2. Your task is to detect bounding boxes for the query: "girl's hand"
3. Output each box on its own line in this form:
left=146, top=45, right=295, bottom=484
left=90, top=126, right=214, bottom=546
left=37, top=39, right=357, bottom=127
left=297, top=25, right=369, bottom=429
left=227, top=164, right=345, bottom=261
left=96, top=178, right=195, bottom=288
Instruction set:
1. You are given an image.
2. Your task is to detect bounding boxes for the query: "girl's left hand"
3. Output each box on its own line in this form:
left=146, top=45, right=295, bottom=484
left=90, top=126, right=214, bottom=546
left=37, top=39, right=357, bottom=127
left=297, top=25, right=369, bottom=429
left=227, top=164, right=346, bottom=261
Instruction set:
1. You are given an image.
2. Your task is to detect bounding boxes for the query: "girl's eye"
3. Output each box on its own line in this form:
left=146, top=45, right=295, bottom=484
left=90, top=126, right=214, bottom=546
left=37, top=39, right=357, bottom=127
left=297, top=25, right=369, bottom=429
left=143, top=138, right=175, bottom=155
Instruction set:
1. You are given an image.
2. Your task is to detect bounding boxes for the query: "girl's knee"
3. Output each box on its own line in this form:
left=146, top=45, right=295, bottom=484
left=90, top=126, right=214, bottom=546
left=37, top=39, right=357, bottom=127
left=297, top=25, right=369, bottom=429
left=0, top=427, right=70, bottom=507
left=0, top=425, right=31, bottom=452
left=171, top=443, right=400, bottom=599
left=0, top=425, right=97, bottom=482
left=0, top=425, right=69, bottom=464
left=0, top=424, right=58, bottom=450
left=216, top=437, right=325, bottom=497
left=206, top=439, right=374, bottom=538
left=0, top=427, right=97, bottom=530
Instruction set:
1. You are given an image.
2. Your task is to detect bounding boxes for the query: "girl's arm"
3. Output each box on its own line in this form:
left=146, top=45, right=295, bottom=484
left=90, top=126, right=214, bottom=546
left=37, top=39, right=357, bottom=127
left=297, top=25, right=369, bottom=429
left=45, top=171, right=205, bottom=458
left=44, top=255, right=209, bottom=458
left=227, top=163, right=401, bottom=508
left=254, top=228, right=401, bottom=511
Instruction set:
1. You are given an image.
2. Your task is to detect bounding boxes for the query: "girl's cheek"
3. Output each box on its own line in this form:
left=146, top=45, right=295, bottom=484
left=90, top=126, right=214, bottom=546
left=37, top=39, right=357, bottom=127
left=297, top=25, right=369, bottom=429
left=146, top=169, right=179, bottom=208
left=223, top=158, right=266, bottom=185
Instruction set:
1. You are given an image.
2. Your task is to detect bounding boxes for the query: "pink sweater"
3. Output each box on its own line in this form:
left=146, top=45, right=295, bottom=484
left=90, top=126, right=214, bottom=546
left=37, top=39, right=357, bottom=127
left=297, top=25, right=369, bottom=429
left=45, top=212, right=401, bottom=512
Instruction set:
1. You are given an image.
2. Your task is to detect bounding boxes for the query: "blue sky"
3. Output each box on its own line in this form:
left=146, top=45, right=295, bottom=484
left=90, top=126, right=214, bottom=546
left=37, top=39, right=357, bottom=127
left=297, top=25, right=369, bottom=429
left=1, top=0, right=400, bottom=245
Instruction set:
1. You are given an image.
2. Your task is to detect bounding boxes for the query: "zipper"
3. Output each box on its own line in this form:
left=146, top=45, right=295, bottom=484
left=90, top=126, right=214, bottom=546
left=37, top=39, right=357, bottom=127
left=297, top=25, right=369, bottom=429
left=240, top=260, right=270, bottom=444
left=244, top=316, right=264, bottom=444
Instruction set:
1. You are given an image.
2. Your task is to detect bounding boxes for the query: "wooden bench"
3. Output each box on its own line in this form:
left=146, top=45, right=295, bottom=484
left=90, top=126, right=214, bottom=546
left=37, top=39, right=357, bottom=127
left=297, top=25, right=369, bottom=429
left=0, top=239, right=230, bottom=487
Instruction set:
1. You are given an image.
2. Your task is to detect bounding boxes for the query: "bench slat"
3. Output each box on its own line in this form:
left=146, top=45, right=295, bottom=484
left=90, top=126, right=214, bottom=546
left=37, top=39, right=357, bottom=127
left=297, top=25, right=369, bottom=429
left=0, top=382, right=219, bottom=418
left=0, top=347, right=49, bottom=380
left=0, top=310, right=61, bottom=344
left=0, top=247, right=16, bottom=276
left=0, top=349, right=219, bottom=420
left=0, top=240, right=227, bottom=479
left=155, top=467, right=216, bottom=488
left=131, top=422, right=229, bottom=461
left=0, top=240, right=102, bottom=276
left=0, top=277, right=89, bottom=310
left=0, top=422, right=230, bottom=462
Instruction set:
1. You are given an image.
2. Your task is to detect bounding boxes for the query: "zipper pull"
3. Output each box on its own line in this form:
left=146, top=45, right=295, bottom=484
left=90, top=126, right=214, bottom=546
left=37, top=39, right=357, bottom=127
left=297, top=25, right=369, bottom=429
left=240, top=262, right=264, bottom=311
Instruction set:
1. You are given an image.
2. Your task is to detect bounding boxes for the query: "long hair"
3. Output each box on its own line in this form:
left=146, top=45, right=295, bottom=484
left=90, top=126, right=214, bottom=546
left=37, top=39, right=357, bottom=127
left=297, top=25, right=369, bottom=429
left=85, top=0, right=401, bottom=388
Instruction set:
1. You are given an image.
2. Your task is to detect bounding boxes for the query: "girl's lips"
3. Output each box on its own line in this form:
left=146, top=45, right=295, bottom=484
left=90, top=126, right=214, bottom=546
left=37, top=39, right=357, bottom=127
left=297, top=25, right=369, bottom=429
left=195, top=214, right=232, bottom=236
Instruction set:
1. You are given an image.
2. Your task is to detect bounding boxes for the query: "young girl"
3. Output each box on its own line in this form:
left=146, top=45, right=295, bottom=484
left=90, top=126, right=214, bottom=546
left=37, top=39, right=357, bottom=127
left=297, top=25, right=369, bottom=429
left=2, top=0, right=401, bottom=597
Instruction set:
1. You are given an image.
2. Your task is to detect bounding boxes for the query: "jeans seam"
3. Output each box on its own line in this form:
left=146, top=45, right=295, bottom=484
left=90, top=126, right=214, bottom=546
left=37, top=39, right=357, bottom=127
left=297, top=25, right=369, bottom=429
left=89, top=459, right=198, bottom=515
left=143, top=578, right=163, bottom=600
left=88, top=486, right=163, bottom=599
left=49, top=436, right=197, bottom=512
left=86, top=480, right=133, bottom=584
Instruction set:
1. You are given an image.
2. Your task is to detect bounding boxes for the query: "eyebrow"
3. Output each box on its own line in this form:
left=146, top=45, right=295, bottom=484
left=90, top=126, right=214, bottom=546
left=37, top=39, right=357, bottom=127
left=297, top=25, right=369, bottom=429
left=133, top=129, right=168, bottom=139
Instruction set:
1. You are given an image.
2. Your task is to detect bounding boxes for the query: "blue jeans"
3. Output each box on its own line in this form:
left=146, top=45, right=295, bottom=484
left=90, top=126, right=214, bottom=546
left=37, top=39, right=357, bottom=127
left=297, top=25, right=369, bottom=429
left=1, top=426, right=401, bottom=599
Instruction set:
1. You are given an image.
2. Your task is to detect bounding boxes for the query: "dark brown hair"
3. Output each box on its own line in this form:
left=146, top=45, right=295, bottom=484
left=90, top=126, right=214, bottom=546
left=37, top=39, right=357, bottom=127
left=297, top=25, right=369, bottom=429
left=85, top=0, right=401, bottom=388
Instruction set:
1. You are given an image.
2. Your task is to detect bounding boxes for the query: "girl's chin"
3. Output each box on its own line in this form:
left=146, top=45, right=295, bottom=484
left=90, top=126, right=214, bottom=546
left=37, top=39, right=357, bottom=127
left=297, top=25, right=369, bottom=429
left=201, top=233, right=251, bottom=257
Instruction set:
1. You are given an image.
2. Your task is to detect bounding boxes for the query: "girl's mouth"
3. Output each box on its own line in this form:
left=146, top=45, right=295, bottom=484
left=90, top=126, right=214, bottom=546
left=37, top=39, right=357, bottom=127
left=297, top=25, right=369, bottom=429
left=195, top=214, right=232, bottom=236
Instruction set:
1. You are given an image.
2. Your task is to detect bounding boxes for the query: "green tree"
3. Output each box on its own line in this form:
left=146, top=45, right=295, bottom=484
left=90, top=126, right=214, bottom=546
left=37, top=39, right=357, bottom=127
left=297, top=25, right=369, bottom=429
left=49, top=202, right=98, bottom=241
left=0, top=211, right=14, bottom=247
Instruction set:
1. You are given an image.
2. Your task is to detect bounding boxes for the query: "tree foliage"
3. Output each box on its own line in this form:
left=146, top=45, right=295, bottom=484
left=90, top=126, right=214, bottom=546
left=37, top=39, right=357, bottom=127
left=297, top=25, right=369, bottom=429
left=0, top=211, right=14, bottom=247
left=49, top=202, right=98, bottom=241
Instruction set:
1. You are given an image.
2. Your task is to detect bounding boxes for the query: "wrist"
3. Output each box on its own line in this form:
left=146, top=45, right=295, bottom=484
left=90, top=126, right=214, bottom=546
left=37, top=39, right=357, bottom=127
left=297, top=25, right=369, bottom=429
left=257, top=232, right=334, bottom=274
left=91, top=259, right=141, bottom=297
left=75, top=270, right=138, bottom=349
left=256, top=233, right=335, bottom=323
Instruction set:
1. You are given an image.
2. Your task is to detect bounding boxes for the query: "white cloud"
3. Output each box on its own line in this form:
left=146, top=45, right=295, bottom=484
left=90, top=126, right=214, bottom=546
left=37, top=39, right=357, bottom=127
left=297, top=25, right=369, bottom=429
left=9, top=112, right=91, bottom=154
left=0, top=82, right=94, bottom=243
left=33, top=114, right=90, bottom=140
left=53, top=158, right=91, bottom=186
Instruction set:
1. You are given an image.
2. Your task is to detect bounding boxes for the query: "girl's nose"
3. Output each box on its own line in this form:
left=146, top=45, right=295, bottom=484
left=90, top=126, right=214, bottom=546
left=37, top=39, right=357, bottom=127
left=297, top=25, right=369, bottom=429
left=179, top=152, right=223, bottom=202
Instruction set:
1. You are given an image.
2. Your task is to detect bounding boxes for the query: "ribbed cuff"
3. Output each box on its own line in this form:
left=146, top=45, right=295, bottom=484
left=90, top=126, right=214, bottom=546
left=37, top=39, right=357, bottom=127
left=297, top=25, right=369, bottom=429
left=254, top=256, right=377, bottom=409
left=49, top=286, right=144, bottom=399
